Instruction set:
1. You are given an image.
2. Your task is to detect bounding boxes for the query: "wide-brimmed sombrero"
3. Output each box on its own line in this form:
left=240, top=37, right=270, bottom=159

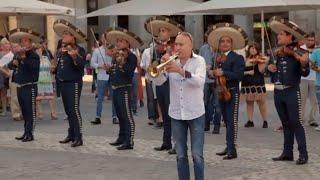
left=105, top=27, right=143, bottom=48
left=9, top=28, right=41, bottom=43
left=0, top=38, right=10, bottom=45
left=53, top=19, right=87, bottom=43
left=269, top=16, right=307, bottom=41
left=144, top=16, right=184, bottom=37
left=207, top=23, right=248, bottom=50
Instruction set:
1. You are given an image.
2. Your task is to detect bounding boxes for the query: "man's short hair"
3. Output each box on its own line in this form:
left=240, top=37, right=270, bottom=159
left=306, top=32, right=316, bottom=38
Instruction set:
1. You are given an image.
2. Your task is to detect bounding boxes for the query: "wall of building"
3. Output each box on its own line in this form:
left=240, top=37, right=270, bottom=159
left=290, top=10, right=320, bottom=38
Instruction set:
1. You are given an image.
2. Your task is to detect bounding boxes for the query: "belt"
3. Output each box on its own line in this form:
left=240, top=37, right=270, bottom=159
left=274, top=84, right=291, bottom=90
left=111, top=84, right=131, bottom=90
left=17, top=82, right=37, bottom=88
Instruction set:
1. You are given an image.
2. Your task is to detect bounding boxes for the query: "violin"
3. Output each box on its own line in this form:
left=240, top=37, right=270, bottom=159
left=248, top=54, right=268, bottom=64
left=213, top=54, right=231, bottom=102
left=275, top=43, right=308, bottom=59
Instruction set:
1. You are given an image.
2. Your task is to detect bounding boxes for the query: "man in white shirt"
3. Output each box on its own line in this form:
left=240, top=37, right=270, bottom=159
left=90, top=43, right=116, bottom=125
left=300, top=32, right=318, bottom=127
left=153, top=32, right=206, bottom=180
left=140, top=46, right=160, bottom=125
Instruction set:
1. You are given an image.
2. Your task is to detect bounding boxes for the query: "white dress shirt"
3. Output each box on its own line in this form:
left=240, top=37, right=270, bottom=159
left=300, top=45, right=316, bottom=81
left=0, top=51, right=14, bottom=67
left=90, top=46, right=112, bottom=81
left=153, top=53, right=206, bottom=120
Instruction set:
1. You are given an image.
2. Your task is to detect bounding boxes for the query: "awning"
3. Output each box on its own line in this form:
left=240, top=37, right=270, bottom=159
left=0, top=0, right=75, bottom=16
left=179, top=0, right=320, bottom=15
left=78, top=0, right=200, bottom=18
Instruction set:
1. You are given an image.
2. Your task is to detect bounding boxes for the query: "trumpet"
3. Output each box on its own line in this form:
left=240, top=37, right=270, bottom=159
left=147, top=54, right=178, bottom=78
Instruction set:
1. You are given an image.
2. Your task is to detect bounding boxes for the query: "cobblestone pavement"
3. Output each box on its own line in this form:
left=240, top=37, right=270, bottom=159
left=0, top=82, right=319, bottom=180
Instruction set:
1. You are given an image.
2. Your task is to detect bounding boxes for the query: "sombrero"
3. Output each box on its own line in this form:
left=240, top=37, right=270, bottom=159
left=9, top=28, right=41, bottom=43
left=0, top=38, right=10, bottom=45
left=105, top=27, right=143, bottom=48
left=207, top=23, right=248, bottom=50
left=269, top=16, right=307, bottom=41
left=144, top=16, right=184, bottom=37
left=53, top=19, right=87, bottom=43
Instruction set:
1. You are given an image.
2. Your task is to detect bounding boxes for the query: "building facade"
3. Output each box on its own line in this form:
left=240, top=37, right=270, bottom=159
left=0, top=0, right=319, bottom=54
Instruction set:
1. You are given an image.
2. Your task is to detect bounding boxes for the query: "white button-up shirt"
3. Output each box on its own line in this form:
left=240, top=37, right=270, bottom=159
left=140, top=47, right=153, bottom=80
left=153, top=53, right=206, bottom=120
left=90, top=46, right=112, bottom=81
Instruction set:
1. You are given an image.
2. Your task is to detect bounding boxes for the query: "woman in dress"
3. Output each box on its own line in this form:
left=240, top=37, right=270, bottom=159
left=35, top=45, right=57, bottom=120
left=241, top=42, right=268, bottom=128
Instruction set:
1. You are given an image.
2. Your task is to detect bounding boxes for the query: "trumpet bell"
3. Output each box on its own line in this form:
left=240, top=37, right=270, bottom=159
left=147, top=65, right=160, bottom=78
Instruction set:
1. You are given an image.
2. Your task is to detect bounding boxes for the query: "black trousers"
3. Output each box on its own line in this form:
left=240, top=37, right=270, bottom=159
left=113, top=87, right=135, bottom=146
left=145, top=80, right=159, bottom=120
left=156, top=80, right=171, bottom=148
left=220, top=88, right=240, bottom=154
left=274, top=86, right=308, bottom=158
left=61, top=81, right=83, bottom=141
left=17, top=84, right=37, bottom=136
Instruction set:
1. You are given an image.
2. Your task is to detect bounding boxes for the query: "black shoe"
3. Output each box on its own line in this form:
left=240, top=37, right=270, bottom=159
left=223, top=153, right=237, bottom=160
left=309, top=122, right=319, bottom=127
left=112, top=117, right=119, bottom=124
left=91, top=118, right=101, bottom=125
left=153, top=122, right=163, bottom=129
left=148, top=120, right=154, bottom=126
left=117, top=145, right=133, bottom=150
left=132, top=110, right=137, bottom=116
left=21, top=135, right=34, bottom=142
left=139, top=100, right=144, bottom=107
left=296, top=157, right=308, bottom=165
left=204, top=127, right=210, bottom=132
left=212, top=125, right=220, bottom=134
left=272, top=154, right=294, bottom=161
left=59, top=137, right=73, bottom=144
left=154, top=145, right=172, bottom=151
left=168, top=149, right=177, bottom=155
left=15, top=134, right=26, bottom=140
left=109, top=140, right=123, bottom=146
left=216, top=148, right=227, bottom=156
left=71, top=140, right=83, bottom=147
left=262, top=121, right=268, bottom=128
left=244, top=121, right=254, bottom=127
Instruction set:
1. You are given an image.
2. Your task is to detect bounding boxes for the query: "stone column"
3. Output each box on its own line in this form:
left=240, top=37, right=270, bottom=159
left=129, top=16, right=151, bottom=49
left=98, top=0, right=118, bottom=35
left=234, top=15, right=254, bottom=40
left=289, top=10, right=318, bottom=36
left=46, top=0, right=87, bottom=54
left=185, top=15, right=204, bottom=50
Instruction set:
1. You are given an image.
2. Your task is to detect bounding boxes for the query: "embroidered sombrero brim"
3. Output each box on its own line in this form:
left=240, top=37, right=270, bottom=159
left=269, top=16, right=306, bottom=41
left=105, top=27, right=143, bottom=48
left=144, top=16, right=184, bottom=37
left=53, top=19, right=87, bottom=43
left=207, top=23, right=248, bottom=51
left=9, top=28, right=41, bottom=43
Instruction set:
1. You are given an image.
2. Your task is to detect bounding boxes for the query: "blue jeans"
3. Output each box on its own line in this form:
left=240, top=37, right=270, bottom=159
left=172, top=115, right=205, bottom=180
left=204, top=83, right=221, bottom=128
left=316, top=86, right=320, bottom=113
left=96, top=80, right=116, bottom=118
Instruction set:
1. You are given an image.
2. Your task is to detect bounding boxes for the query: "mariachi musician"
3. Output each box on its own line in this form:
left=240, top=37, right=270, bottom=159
left=53, top=19, right=87, bottom=147
left=106, top=27, right=143, bottom=150
left=9, top=28, right=41, bottom=142
left=144, top=16, right=184, bottom=153
left=268, top=16, right=310, bottom=165
left=207, top=23, right=247, bottom=160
